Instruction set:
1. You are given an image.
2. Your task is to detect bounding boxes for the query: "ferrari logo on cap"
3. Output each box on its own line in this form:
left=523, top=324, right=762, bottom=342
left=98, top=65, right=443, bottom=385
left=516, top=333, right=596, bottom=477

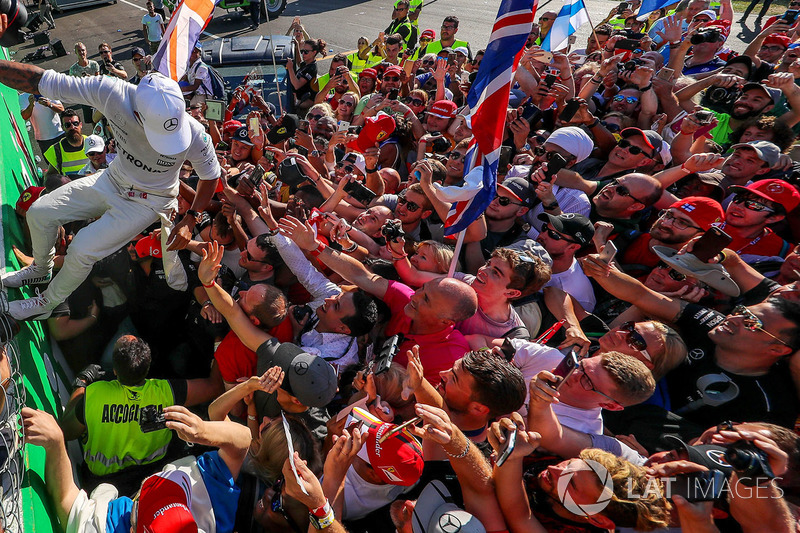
left=163, top=118, right=179, bottom=131
left=278, top=127, right=287, bottom=134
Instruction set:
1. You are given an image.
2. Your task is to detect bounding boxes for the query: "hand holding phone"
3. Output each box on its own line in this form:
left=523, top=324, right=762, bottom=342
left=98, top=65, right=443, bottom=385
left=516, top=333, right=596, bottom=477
left=495, top=427, right=517, bottom=466
left=691, top=227, right=732, bottom=262
left=550, top=348, right=580, bottom=391
left=598, top=241, right=618, bottom=264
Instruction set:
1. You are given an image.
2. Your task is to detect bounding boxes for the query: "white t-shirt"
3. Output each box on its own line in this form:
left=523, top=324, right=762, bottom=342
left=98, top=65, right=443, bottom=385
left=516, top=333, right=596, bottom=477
left=19, top=93, right=63, bottom=141
left=142, top=13, right=165, bottom=41
left=342, top=462, right=412, bottom=520
left=187, top=59, right=211, bottom=96
left=453, top=273, right=525, bottom=337
left=545, top=258, right=596, bottom=313
left=39, top=70, right=220, bottom=193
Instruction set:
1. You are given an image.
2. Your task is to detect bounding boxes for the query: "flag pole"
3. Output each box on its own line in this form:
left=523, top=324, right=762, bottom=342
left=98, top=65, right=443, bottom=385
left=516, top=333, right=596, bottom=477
left=583, top=6, right=603, bottom=52
left=447, top=230, right=466, bottom=278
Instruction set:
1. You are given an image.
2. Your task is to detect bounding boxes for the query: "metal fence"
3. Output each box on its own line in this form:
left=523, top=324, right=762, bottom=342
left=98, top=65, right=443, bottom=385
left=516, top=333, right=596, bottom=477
left=0, top=312, right=26, bottom=533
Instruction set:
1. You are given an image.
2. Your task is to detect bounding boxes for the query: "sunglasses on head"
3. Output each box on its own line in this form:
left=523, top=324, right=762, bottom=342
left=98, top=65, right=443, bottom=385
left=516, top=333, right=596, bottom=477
left=612, top=94, right=639, bottom=104
left=619, top=321, right=652, bottom=361
left=398, top=194, right=421, bottom=211
left=617, top=138, right=653, bottom=157
left=731, top=194, right=775, bottom=213
left=609, top=178, right=647, bottom=204
left=730, top=305, right=789, bottom=346
left=656, top=261, right=687, bottom=282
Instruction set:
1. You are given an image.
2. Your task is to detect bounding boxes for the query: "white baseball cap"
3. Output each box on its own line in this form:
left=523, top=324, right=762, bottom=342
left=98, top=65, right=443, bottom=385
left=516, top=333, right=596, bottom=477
left=134, top=73, right=191, bottom=155
left=84, top=134, right=105, bottom=154
left=412, top=480, right=486, bottom=533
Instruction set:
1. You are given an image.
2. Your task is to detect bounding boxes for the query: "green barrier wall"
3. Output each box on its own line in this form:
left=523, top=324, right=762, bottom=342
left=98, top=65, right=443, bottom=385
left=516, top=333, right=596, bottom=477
left=1, top=46, right=68, bottom=533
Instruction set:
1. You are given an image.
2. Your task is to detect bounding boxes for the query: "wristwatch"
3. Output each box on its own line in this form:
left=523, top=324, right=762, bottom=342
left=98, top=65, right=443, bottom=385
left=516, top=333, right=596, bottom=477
left=186, top=209, right=200, bottom=220
left=521, top=143, right=531, bottom=152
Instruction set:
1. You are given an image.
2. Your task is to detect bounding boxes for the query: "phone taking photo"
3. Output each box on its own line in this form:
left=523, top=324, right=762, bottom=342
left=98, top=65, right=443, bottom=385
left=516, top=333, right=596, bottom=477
left=598, top=241, right=618, bottom=264
left=495, top=427, right=517, bottom=467
left=691, top=227, right=732, bottom=262
left=551, top=348, right=580, bottom=391
left=559, top=99, right=581, bottom=123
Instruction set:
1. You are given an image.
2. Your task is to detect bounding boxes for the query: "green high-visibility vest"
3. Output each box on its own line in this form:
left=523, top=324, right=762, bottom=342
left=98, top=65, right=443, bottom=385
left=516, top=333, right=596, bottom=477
left=83, top=379, right=174, bottom=476
left=43, top=136, right=88, bottom=176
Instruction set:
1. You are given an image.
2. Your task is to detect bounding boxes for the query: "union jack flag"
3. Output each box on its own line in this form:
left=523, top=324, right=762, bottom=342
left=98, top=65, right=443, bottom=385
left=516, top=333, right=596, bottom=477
left=152, top=0, right=219, bottom=82
left=443, top=0, right=538, bottom=235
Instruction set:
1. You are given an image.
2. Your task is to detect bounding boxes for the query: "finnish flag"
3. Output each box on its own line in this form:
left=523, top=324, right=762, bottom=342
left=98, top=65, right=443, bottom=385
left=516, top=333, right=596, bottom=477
left=541, top=0, right=590, bottom=52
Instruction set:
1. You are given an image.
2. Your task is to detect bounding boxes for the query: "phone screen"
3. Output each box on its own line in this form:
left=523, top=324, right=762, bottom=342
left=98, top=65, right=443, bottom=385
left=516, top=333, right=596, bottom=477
left=551, top=350, right=580, bottom=390
left=205, top=99, right=224, bottom=122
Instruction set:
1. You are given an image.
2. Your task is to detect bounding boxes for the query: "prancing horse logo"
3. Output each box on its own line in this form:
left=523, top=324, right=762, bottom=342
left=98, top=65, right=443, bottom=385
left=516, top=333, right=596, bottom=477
left=163, top=118, right=179, bottom=131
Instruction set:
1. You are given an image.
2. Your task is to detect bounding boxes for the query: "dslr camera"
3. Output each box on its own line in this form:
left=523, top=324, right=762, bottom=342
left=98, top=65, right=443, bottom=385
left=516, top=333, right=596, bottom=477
left=724, top=439, right=776, bottom=487
left=139, top=404, right=168, bottom=433
left=381, top=219, right=405, bottom=243
left=705, top=84, right=741, bottom=111
left=619, top=58, right=644, bottom=72
left=691, top=28, right=721, bottom=45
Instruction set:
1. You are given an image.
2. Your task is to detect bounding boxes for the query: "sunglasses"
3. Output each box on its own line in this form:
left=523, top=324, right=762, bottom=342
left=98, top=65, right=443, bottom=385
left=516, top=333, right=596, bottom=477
left=533, top=146, right=569, bottom=162
left=406, top=97, right=425, bottom=106
left=542, top=224, right=578, bottom=243
left=133, top=57, right=142, bottom=62
left=577, top=362, right=619, bottom=404
left=449, top=151, right=465, bottom=161
left=339, top=100, right=355, bottom=107
left=656, top=261, right=687, bottom=282
left=442, top=24, right=457, bottom=30
left=308, top=113, right=324, bottom=121
left=609, top=178, right=647, bottom=204
left=530, top=134, right=548, bottom=145
left=398, top=194, right=421, bottom=212
left=422, top=60, right=435, bottom=65
left=495, top=195, right=523, bottom=207
left=601, top=120, right=621, bottom=133
left=63, top=120, right=81, bottom=127
left=100, top=50, right=111, bottom=54
left=612, top=94, right=639, bottom=104
left=617, top=138, right=654, bottom=158
left=336, top=161, right=356, bottom=173
left=383, top=76, right=401, bottom=82
left=270, top=478, right=304, bottom=533
left=659, top=210, right=702, bottom=231
left=246, top=248, right=269, bottom=263
left=300, top=49, right=314, bottom=54
left=760, top=45, right=786, bottom=52
left=619, top=321, right=652, bottom=362
left=730, top=305, right=789, bottom=346
left=731, top=195, right=775, bottom=213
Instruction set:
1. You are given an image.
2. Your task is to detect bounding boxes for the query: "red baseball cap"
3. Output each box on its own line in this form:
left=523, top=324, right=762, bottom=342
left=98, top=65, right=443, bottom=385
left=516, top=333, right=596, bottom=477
left=420, top=29, right=436, bottom=40
left=15, top=186, right=45, bottom=214
left=383, top=65, right=403, bottom=78
left=706, top=20, right=731, bottom=37
left=764, top=34, right=792, bottom=49
left=359, top=68, right=378, bottom=80
left=364, top=423, right=424, bottom=486
left=223, top=120, right=242, bottom=133
left=135, top=234, right=163, bottom=259
left=729, top=179, right=800, bottom=213
left=668, top=196, right=724, bottom=231
left=136, top=470, right=197, bottom=533
left=428, top=100, right=458, bottom=119
left=349, top=114, right=396, bottom=153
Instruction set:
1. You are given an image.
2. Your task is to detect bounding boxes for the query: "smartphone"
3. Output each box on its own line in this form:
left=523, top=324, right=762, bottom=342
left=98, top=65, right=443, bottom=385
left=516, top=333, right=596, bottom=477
left=448, top=52, right=457, bottom=66
left=500, top=338, right=516, bottom=361
left=495, top=427, right=517, bottom=467
left=624, top=31, right=646, bottom=40
left=205, top=99, right=224, bottom=122
left=694, top=110, right=714, bottom=124
left=249, top=164, right=266, bottom=187
left=388, top=88, right=400, bottom=101
left=559, top=99, right=581, bottom=122
left=521, top=102, right=542, bottom=125
left=295, top=144, right=309, bottom=156
left=344, top=180, right=377, bottom=205
left=299, top=119, right=310, bottom=133
left=667, top=471, right=727, bottom=503
left=264, top=150, right=275, bottom=162
left=336, top=65, right=346, bottom=76
left=783, top=9, right=799, bottom=24
left=598, top=241, right=618, bottom=264
left=543, top=73, right=558, bottom=87
left=533, top=50, right=554, bottom=63
left=370, top=334, right=403, bottom=375
left=617, top=1, right=630, bottom=15
left=249, top=116, right=260, bottom=137
left=348, top=125, right=363, bottom=135
left=691, top=227, right=732, bottom=262
left=292, top=304, right=313, bottom=322
left=543, top=153, right=569, bottom=182
left=615, top=38, right=640, bottom=51
left=498, top=145, right=512, bottom=170
left=139, top=405, right=168, bottom=433
left=656, top=67, right=674, bottom=81
left=551, top=348, right=580, bottom=390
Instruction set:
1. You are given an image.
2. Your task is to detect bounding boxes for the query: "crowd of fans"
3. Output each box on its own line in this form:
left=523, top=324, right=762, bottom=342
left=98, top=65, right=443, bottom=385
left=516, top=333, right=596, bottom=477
left=6, top=0, right=800, bottom=531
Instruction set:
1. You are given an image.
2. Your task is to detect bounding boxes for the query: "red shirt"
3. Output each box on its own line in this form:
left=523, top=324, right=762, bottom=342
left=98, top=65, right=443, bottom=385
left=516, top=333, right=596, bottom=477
left=214, top=319, right=295, bottom=383
left=720, top=225, right=792, bottom=258
left=383, top=281, right=469, bottom=386
left=618, top=234, right=662, bottom=280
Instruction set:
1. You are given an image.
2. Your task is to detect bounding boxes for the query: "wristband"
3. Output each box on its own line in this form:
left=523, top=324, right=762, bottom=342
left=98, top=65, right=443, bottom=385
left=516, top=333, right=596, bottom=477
left=202, top=281, right=216, bottom=288
left=588, top=117, right=600, bottom=128
left=590, top=76, right=603, bottom=84
left=542, top=200, right=559, bottom=210
left=391, top=253, right=409, bottom=261
left=247, top=415, right=257, bottom=421
left=311, top=500, right=332, bottom=518
left=365, top=167, right=378, bottom=173
left=308, top=508, right=335, bottom=529
left=186, top=209, right=200, bottom=220
left=679, top=162, right=693, bottom=173
left=90, top=314, right=98, bottom=320
left=201, top=299, right=212, bottom=308
left=639, top=83, right=653, bottom=92
left=309, top=241, right=327, bottom=257
left=445, top=439, right=471, bottom=459
left=343, top=241, right=358, bottom=253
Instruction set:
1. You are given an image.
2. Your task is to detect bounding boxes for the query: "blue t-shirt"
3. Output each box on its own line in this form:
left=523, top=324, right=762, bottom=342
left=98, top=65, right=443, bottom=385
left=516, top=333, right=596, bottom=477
left=105, top=451, right=240, bottom=533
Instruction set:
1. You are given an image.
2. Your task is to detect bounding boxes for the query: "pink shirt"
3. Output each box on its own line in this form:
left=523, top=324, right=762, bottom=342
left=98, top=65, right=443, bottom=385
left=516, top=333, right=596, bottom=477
left=383, top=281, right=469, bottom=385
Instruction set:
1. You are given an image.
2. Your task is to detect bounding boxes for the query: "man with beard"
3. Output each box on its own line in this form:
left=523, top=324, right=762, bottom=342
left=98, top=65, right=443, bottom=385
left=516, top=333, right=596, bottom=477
left=744, top=25, right=793, bottom=80
left=43, top=109, right=88, bottom=177
left=616, top=197, right=724, bottom=280
left=678, top=72, right=800, bottom=145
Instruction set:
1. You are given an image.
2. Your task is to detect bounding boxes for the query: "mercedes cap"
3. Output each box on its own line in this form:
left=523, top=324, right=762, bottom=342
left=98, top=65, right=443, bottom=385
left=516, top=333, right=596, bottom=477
left=135, top=72, right=191, bottom=156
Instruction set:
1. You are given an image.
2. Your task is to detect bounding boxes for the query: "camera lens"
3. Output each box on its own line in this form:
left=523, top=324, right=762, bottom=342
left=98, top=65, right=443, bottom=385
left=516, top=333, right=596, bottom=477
left=0, top=0, right=29, bottom=47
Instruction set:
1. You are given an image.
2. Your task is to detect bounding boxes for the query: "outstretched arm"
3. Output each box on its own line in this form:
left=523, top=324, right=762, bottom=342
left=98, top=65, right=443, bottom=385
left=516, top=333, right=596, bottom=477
left=0, top=60, right=45, bottom=94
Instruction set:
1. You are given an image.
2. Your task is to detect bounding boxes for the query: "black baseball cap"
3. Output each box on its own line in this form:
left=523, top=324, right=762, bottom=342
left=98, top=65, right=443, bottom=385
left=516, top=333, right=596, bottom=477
left=266, top=113, right=299, bottom=144
left=537, top=213, right=594, bottom=245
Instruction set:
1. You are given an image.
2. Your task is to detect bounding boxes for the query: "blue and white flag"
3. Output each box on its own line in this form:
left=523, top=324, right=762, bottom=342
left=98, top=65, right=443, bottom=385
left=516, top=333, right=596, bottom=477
left=541, top=0, right=589, bottom=51
left=638, top=0, right=673, bottom=17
